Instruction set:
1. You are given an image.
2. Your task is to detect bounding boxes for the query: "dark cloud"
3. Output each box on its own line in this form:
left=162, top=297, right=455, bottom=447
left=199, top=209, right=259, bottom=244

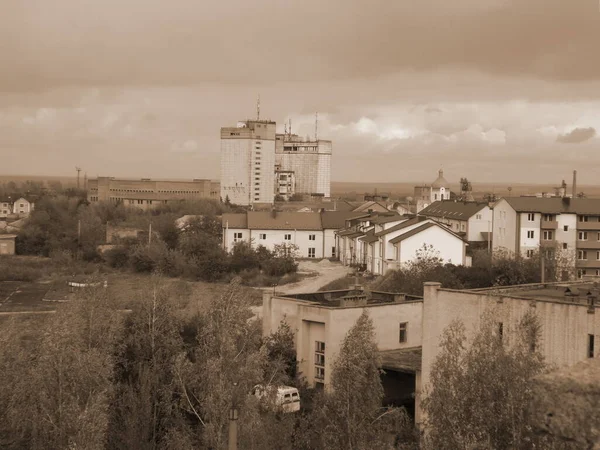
left=1, top=0, right=600, bottom=91
left=556, top=127, right=596, bottom=144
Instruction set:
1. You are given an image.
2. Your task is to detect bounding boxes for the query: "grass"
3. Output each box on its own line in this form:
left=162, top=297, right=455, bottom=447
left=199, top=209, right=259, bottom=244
left=0, top=255, right=109, bottom=282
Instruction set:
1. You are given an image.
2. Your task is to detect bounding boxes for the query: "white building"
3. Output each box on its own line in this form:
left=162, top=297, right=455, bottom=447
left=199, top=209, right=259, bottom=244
left=222, top=210, right=356, bottom=259
left=0, top=199, right=12, bottom=219
left=337, top=213, right=468, bottom=275
left=220, top=120, right=276, bottom=206
left=419, top=201, right=493, bottom=243
left=12, top=197, right=34, bottom=216
left=275, top=133, right=332, bottom=198
left=492, top=197, right=600, bottom=278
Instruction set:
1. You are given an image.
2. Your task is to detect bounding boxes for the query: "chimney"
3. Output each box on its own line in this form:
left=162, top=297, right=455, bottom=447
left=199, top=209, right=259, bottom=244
left=572, top=170, right=577, bottom=198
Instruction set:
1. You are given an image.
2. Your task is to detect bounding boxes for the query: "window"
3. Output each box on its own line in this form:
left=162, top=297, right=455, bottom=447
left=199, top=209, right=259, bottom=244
left=578, top=250, right=588, bottom=260
left=309, top=234, right=316, bottom=241
left=598, top=232, right=600, bottom=241
left=259, top=233, right=266, bottom=240
left=579, top=215, right=589, bottom=222
left=308, top=248, right=316, bottom=258
left=543, top=230, right=553, bottom=240
left=331, top=246, right=336, bottom=258
left=233, top=232, right=242, bottom=242
left=399, top=322, right=408, bottom=343
left=527, top=213, right=535, bottom=221
left=597, top=251, right=600, bottom=261
left=588, top=334, right=595, bottom=358
left=543, top=214, right=554, bottom=221
left=434, top=194, right=438, bottom=200
left=579, top=231, right=588, bottom=241
left=527, top=230, right=535, bottom=239
left=564, top=225, right=569, bottom=232
left=563, top=243, right=568, bottom=250
left=476, top=214, right=482, bottom=220
left=284, top=234, right=291, bottom=241
left=315, top=341, right=325, bottom=380
left=526, top=249, right=534, bottom=258
left=498, top=322, right=504, bottom=341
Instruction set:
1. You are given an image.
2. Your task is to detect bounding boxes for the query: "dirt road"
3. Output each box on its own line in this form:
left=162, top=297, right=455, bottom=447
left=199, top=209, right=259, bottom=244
left=276, top=259, right=351, bottom=295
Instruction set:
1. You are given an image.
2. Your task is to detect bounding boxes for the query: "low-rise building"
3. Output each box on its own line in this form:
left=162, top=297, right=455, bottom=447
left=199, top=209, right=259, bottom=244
left=419, top=280, right=600, bottom=425
left=0, top=234, right=17, bottom=255
left=88, top=177, right=219, bottom=209
left=419, top=200, right=492, bottom=245
left=262, top=285, right=423, bottom=406
left=0, top=199, right=12, bottom=219
left=222, top=210, right=358, bottom=259
left=337, top=213, right=468, bottom=275
left=12, top=197, right=34, bottom=216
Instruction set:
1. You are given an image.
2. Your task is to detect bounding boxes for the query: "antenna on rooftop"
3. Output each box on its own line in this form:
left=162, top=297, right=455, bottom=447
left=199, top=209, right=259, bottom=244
left=289, top=118, right=292, bottom=136
left=315, top=112, right=319, bottom=141
left=256, top=94, right=260, bottom=120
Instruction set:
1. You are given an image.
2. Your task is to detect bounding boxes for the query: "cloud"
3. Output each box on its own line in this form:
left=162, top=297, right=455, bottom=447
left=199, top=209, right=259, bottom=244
left=556, top=127, right=596, bottom=144
left=1, top=0, right=600, bottom=92
left=170, top=140, right=198, bottom=153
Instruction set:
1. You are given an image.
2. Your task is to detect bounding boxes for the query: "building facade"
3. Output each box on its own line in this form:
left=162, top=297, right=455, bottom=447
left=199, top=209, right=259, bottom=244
left=275, top=133, right=332, bottom=198
left=0, top=200, right=12, bottom=219
left=87, top=177, right=218, bottom=209
left=262, top=287, right=423, bottom=396
left=222, top=211, right=356, bottom=259
left=220, top=120, right=276, bottom=206
left=492, top=197, right=600, bottom=278
left=419, top=201, right=493, bottom=243
left=12, top=197, right=34, bottom=216
left=419, top=281, right=600, bottom=425
left=0, top=234, right=16, bottom=255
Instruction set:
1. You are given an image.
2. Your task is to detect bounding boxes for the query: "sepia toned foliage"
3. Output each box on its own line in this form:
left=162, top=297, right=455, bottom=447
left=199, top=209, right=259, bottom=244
left=422, top=309, right=547, bottom=450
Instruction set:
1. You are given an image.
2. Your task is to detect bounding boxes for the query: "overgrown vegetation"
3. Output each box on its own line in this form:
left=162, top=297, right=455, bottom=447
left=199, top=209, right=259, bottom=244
left=0, top=277, right=414, bottom=449
left=13, top=196, right=298, bottom=285
left=422, top=309, right=549, bottom=449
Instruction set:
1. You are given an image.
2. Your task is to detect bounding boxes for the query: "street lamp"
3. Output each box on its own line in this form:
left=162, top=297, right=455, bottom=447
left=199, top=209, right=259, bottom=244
left=228, top=382, right=239, bottom=450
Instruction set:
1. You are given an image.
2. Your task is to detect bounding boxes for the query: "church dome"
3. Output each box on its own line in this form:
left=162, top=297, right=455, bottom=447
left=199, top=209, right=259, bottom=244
left=431, top=169, right=449, bottom=189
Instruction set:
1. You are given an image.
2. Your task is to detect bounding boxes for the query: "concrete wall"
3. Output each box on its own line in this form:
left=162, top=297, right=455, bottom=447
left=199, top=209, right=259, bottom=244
left=262, top=292, right=423, bottom=388
left=467, top=206, right=492, bottom=242
left=419, top=282, right=600, bottom=425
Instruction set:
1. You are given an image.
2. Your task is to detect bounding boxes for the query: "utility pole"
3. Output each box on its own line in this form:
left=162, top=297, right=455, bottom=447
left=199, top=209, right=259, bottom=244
left=228, top=382, right=239, bottom=450
left=315, top=112, right=318, bottom=141
left=148, top=223, right=152, bottom=245
left=76, top=167, right=81, bottom=189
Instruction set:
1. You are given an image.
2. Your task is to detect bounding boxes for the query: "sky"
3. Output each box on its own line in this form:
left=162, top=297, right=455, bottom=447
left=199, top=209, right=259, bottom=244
left=2, top=0, right=600, bottom=184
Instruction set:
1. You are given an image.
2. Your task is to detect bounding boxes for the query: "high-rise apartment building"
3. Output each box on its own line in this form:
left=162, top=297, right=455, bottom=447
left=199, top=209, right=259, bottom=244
left=275, top=133, right=332, bottom=198
left=220, top=120, right=276, bottom=206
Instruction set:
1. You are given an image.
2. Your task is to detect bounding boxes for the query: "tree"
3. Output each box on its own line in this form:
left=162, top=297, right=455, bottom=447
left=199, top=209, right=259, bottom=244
left=108, top=277, right=185, bottom=449
left=422, top=309, right=547, bottom=450
left=264, top=321, right=297, bottom=385
left=316, top=311, right=408, bottom=450
left=174, top=278, right=267, bottom=448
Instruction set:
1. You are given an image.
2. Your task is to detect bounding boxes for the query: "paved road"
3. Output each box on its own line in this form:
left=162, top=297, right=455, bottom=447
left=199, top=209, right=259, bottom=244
left=0, top=281, right=55, bottom=313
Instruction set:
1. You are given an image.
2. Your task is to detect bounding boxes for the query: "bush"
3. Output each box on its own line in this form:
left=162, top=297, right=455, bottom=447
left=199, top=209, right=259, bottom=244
left=261, top=256, right=297, bottom=277
left=104, top=246, right=130, bottom=268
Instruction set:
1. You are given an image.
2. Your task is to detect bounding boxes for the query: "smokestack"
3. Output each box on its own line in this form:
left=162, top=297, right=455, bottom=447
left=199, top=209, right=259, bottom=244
left=572, top=170, right=577, bottom=198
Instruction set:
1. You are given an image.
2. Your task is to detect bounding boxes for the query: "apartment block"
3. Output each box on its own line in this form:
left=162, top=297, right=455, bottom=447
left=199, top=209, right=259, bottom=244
left=87, top=177, right=218, bottom=209
left=220, top=120, right=276, bottom=206
left=275, top=133, right=332, bottom=198
left=492, top=197, right=600, bottom=278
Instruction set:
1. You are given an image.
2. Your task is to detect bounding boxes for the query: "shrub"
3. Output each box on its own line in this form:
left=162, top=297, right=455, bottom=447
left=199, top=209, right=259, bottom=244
left=103, top=246, right=130, bottom=268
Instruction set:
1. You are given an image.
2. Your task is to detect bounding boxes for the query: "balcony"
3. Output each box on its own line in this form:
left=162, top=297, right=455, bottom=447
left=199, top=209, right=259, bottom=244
left=575, top=259, right=600, bottom=269
left=576, top=240, right=600, bottom=250
left=577, top=221, right=600, bottom=231
left=541, top=220, right=558, bottom=229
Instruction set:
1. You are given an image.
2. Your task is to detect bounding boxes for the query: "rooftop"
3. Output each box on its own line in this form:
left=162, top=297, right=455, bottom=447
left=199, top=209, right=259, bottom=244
left=420, top=200, right=488, bottom=220
left=465, top=280, right=600, bottom=307
left=502, top=197, right=600, bottom=215
left=278, top=287, right=422, bottom=308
